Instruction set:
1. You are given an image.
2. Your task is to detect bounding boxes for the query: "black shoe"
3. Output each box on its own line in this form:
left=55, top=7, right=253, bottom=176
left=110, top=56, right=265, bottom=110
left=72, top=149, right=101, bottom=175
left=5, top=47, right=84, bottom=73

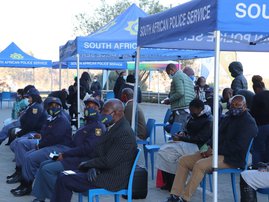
left=10, top=184, right=24, bottom=193
left=32, top=198, right=45, bottom=202
left=12, top=186, right=32, bottom=197
left=7, top=171, right=18, bottom=179
left=6, top=174, right=21, bottom=184
left=165, top=195, right=187, bottom=202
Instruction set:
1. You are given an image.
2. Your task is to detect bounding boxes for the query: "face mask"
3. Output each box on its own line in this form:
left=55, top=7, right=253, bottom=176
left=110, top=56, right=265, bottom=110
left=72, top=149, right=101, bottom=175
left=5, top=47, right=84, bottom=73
left=84, top=108, right=99, bottom=121
left=123, top=76, right=127, bottom=80
left=93, top=79, right=97, bottom=82
left=48, top=107, right=61, bottom=117
left=100, top=112, right=114, bottom=126
left=191, top=113, right=199, bottom=118
left=229, top=107, right=244, bottom=116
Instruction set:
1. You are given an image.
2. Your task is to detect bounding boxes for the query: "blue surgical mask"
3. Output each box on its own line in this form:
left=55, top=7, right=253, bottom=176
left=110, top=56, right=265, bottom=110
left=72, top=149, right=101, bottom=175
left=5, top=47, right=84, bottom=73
left=48, top=107, right=61, bottom=117
left=84, top=108, right=99, bottom=121
left=100, top=112, right=114, bottom=126
left=229, top=107, right=244, bottom=116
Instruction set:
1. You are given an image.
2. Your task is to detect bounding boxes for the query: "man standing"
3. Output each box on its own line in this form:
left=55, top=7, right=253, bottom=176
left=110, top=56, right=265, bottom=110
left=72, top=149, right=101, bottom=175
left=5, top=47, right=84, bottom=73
left=164, top=95, right=258, bottom=202
left=50, top=99, right=137, bottom=202
left=164, top=63, right=195, bottom=126
left=228, top=61, right=248, bottom=95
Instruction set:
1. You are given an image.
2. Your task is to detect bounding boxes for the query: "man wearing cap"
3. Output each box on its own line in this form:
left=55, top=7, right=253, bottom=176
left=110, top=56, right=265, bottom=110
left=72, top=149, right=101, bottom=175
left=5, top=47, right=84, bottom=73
left=228, top=61, right=248, bottom=95
left=0, top=85, right=44, bottom=145
left=31, top=97, right=106, bottom=202
left=9, top=97, right=73, bottom=197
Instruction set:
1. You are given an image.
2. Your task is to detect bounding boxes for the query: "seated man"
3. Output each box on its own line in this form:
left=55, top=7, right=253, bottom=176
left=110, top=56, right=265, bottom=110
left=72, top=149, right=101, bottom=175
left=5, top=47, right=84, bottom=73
left=31, top=98, right=106, bottom=202
left=164, top=95, right=258, bottom=202
left=120, top=88, right=147, bottom=140
left=240, top=166, right=269, bottom=202
left=50, top=99, right=137, bottom=202
left=9, top=97, right=73, bottom=196
left=157, top=99, right=212, bottom=191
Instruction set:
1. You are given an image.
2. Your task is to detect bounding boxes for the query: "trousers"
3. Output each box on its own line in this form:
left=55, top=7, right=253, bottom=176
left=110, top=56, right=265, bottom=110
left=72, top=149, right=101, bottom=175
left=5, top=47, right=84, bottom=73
left=170, top=152, right=231, bottom=201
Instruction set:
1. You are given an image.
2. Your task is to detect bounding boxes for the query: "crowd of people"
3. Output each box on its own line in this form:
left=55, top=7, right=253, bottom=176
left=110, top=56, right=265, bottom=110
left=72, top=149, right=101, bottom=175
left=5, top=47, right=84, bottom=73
left=0, top=61, right=269, bottom=202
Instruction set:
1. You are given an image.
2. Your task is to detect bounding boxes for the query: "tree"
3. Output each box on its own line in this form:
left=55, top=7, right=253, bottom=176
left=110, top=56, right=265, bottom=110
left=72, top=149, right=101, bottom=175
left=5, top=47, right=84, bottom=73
left=73, top=0, right=168, bottom=36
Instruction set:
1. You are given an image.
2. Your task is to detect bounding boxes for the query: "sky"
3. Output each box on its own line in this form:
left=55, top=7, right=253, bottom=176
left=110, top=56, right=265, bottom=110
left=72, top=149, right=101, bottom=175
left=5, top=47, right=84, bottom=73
left=0, top=0, right=268, bottom=76
left=0, top=0, right=183, bottom=61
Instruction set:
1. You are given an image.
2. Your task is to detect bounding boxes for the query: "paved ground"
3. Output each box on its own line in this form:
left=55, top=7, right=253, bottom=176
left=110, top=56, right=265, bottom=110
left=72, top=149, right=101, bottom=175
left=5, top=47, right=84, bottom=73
left=0, top=102, right=267, bottom=202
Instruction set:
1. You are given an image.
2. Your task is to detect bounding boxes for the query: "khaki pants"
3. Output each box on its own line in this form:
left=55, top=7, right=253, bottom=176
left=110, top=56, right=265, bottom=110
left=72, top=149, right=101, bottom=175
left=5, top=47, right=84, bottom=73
left=170, top=152, right=231, bottom=201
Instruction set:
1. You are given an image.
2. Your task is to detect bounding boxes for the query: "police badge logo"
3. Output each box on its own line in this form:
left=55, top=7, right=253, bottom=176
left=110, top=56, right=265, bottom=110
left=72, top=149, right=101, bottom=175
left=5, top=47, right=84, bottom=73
left=32, top=108, right=38, bottom=114
left=95, top=128, right=102, bottom=136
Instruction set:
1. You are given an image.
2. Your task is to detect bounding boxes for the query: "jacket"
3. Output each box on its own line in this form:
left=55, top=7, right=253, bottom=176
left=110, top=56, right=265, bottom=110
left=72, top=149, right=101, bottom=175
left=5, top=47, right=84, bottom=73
left=61, top=120, right=106, bottom=170
left=38, top=111, right=72, bottom=149
left=169, top=70, right=195, bottom=111
left=208, top=111, right=258, bottom=168
left=179, top=105, right=212, bottom=148
left=229, top=62, right=248, bottom=95
left=82, top=117, right=137, bottom=191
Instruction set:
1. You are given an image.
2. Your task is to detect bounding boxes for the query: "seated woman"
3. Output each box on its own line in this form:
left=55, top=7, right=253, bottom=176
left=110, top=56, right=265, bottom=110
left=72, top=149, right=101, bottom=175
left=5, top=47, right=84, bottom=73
left=156, top=99, right=212, bottom=191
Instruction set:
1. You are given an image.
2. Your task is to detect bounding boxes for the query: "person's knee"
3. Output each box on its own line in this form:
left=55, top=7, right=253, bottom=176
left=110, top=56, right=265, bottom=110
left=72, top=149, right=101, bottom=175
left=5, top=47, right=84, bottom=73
left=193, top=160, right=210, bottom=173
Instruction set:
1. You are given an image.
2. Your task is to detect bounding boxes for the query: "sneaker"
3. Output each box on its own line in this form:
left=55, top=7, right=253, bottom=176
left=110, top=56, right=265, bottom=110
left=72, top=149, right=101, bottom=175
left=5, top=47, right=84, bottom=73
left=164, top=195, right=187, bottom=202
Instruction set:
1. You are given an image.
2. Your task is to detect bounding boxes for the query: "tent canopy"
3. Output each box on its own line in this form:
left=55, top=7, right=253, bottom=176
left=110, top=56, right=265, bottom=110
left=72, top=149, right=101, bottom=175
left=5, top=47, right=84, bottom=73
left=0, top=42, right=52, bottom=68
left=138, top=0, right=269, bottom=51
left=60, top=3, right=214, bottom=63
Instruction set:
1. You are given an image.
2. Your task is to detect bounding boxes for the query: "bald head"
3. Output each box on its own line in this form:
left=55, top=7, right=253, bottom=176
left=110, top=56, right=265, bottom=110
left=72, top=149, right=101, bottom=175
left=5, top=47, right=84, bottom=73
left=122, top=88, right=134, bottom=101
left=102, top=99, right=124, bottom=122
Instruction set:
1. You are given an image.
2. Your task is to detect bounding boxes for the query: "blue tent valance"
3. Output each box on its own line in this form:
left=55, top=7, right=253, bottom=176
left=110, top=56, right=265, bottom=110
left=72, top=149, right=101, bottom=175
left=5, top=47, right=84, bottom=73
left=137, top=0, right=269, bottom=51
left=60, top=4, right=214, bottom=63
left=0, top=42, right=52, bottom=68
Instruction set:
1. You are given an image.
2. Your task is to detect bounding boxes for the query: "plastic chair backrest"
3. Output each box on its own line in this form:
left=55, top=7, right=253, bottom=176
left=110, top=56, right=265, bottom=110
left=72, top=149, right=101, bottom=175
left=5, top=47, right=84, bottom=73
left=244, top=138, right=254, bottom=170
left=2, top=92, right=11, bottom=100
left=106, top=92, right=115, bottom=100
left=163, top=108, right=172, bottom=124
left=146, top=118, right=156, bottom=144
left=170, top=122, right=182, bottom=136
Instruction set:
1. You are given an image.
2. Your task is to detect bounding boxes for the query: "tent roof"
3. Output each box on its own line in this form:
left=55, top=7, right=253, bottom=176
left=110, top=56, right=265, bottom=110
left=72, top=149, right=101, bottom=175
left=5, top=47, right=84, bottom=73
left=0, top=42, right=52, bottom=68
left=60, top=3, right=214, bottom=63
left=137, top=0, right=269, bottom=52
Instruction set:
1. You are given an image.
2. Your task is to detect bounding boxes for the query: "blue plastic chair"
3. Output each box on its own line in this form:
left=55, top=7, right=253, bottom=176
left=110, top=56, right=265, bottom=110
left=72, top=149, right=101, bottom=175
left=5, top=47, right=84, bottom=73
left=153, top=108, right=172, bottom=143
left=136, top=118, right=156, bottom=168
left=144, top=122, right=182, bottom=180
left=105, top=91, right=114, bottom=101
left=257, top=188, right=269, bottom=201
left=202, top=138, right=254, bottom=202
left=0, top=91, right=12, bottom=108
left=78, top=148, right=141, bottom=202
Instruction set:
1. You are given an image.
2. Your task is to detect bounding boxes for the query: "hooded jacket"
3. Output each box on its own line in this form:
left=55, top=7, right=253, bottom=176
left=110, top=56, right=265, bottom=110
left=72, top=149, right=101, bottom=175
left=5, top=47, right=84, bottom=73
left=229, top=62, right=248, bottom=95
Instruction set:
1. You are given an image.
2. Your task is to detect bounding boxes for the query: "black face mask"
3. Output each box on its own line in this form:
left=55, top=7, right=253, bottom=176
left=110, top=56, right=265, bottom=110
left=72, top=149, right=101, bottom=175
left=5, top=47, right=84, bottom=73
left=191, top=113, right=199, bottom=118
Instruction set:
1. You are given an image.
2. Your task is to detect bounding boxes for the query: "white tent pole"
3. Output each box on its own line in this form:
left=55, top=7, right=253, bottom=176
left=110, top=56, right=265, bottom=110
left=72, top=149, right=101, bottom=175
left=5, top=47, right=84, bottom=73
left=131, top=47, right=140, bottom=131
left=157, top=70, right=160, bottom=104
left=106, top=70, right=109, bottom=90
left=213, top=30, right=221, bottom=202
left=59, top=63, right=62, bottom=90
left=67, top=67, right=69, bottom=87
left=32, top=68, right=35, bottom=86
left=50, top=68, right=53, bottom=92
left=77, top=54, right=81, bottom=128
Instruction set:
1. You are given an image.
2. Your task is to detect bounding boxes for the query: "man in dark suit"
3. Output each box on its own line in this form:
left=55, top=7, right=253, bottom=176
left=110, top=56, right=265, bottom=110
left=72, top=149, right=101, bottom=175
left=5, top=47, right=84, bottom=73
left=50, top=99, right=137, bottom=202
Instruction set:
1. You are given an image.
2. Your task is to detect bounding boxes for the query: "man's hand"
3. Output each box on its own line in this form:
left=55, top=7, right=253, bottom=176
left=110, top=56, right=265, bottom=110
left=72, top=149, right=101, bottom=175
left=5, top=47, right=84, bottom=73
left=163, top=98, right=170, bottom=105
left=172, top=132, right=185, bottom=141
left=78, top=161, right=89, bottom=171
left=200, top=146, right=213, bottom=158
left=87, top=168, right=100, bottom=182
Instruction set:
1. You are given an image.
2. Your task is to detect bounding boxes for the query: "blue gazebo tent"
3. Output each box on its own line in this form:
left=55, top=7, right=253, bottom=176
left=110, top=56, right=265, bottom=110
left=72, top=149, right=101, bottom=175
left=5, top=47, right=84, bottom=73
left=0, top=42, right=52, bottom=68
left=137, top=0, right=269, bottom=201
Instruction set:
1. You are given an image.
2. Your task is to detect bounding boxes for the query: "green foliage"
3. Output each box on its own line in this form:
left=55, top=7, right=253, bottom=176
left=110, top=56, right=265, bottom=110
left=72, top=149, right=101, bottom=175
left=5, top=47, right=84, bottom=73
left=73, top=0, right=168, bottom=36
